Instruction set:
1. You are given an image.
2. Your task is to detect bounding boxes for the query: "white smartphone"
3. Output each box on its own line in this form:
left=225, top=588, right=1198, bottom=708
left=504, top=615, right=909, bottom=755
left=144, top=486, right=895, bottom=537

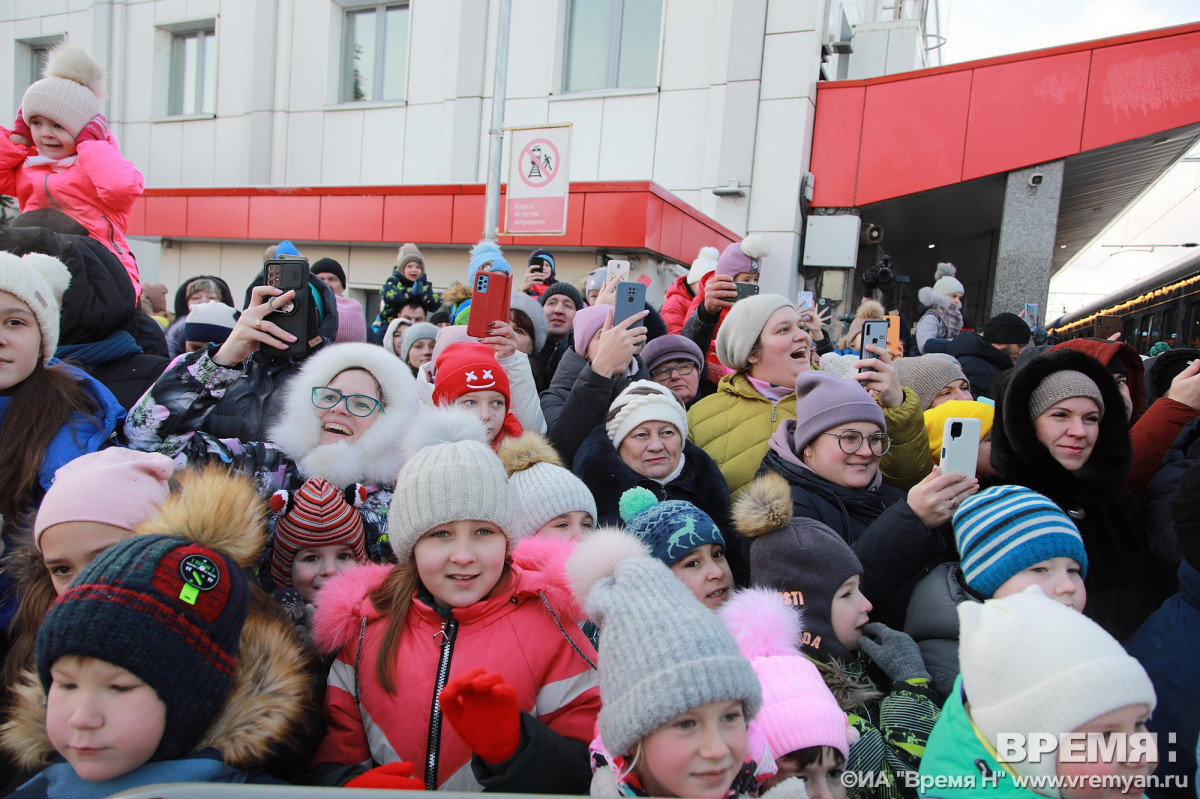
left=606, top=259, right=630, bottom=283
left=940, top=417, right=982, bottom=480
left=797, top=290, right=814, bottom=310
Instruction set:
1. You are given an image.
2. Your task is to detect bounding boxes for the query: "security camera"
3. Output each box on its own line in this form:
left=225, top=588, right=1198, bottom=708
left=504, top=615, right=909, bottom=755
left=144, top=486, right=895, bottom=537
left=1029, top=173, right=1044, bottom=187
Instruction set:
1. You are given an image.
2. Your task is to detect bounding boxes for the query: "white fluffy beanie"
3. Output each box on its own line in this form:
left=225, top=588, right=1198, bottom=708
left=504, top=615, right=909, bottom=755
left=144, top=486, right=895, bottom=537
left=959, top=588, right=1156, bottom=793
left=930, top=263, right=964, bottom=299
left=21, top=44, right=104, bottom=138
left=498, top=432, right=597, bottom=539
left=388, top=406, right=515, bottom=562
left=605, top=380, right=689, bottom=446
left=715, top=293, right=794, bottom=371
left=0, top=251, right=71, bottom=363
left=687, top=246, right=720, bottom=286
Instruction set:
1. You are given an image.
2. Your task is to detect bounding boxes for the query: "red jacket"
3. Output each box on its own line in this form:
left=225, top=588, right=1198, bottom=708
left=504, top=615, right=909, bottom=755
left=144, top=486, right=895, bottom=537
left=0, top=133, right=144, bottom=296
left=311, top=549, right=600, bottom=791
left=1127, top=397, right=1198, bottom=497
left=660, top=275, right=696, bottom=334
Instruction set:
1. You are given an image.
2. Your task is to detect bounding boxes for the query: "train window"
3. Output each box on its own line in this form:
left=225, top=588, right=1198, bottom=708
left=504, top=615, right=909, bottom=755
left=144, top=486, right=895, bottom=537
left=1187, top=303, right=1200, bottom=349
left=1122, top=316, right=1137, bottom=348
left=1162, top=306, right=1179, bottom=346
left=1140, top=314, right=1154, bottom=349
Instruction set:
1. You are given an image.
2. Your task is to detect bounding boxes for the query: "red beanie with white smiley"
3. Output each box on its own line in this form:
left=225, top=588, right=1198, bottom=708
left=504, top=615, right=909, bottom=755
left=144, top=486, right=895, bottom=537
left=269, top=477, right=367, bottom=589
left=432, top=342, right=522, bottom=446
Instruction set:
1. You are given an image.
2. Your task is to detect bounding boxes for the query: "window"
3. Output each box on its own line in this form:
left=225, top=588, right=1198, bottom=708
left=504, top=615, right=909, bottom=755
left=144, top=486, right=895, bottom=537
left=1185, top=302, right=1200, bottom=349
left=563, top=0, right=663, bottom=92
left=30, top=43, right=54, bottom=86
left=342, top=4, right=409, bottom=102
left=169, top=28, right=216, bottom=115
left=1162, top=305, right=1179, bottom=346
left=14, top=36, right=63, bottom=103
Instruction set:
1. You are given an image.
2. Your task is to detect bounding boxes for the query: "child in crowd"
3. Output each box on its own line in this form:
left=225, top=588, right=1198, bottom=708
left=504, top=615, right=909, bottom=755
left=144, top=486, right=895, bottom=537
left=684, top=236, right=771, bottom=372
left=0, top=468, right=310, bottom=797
left=914, top=264, right=964, bottom=354
left=894, top=355, right=973, bottom=412
left=385, top=320, right=436, bottom=375
left=619, top=488, right=735, bottom=609
left=432, top=341, right=524, bottom=448
left=923, top=399, right=994, bottom=479
left=182, top=300, right=237, bottom=353
left=1, top=45, right=144, bottom=295
left=721, top=587, right=857, bottom=799
left=905, top=485, right=1089, bottom=700
left=310, top=407, right=600, bottom=792
left=566, top=528, right=762, bottom=797
left=378, top=243, right=440, bottom=330
left=499, top=432, right=597, bottom=541
left=918, top=589, right=1156, bottom=799
left=736, top=475, right=941, bottom=799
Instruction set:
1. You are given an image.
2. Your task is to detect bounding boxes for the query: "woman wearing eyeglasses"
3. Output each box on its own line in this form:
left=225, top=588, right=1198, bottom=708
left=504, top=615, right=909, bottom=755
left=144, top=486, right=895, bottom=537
left=640, top=334, right=716, bottom=407
left=123, top=285, right=418, bottom=579
left=751, top=370, right=977, bottom=627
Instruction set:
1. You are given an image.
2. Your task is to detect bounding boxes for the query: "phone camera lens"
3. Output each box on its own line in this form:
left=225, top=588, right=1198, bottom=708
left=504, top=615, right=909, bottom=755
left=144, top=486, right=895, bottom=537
left=951, top=422, right=962, bottom=437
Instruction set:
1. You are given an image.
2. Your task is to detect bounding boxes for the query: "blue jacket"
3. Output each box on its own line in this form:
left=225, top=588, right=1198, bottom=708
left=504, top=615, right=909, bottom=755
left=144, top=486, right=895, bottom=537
left=1124, top=560, right=1200, bottom=799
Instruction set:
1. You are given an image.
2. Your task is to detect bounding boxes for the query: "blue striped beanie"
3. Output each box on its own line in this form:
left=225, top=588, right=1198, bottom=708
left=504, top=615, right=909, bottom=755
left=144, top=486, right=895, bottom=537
left=952, top=485, right=1088, bottom=598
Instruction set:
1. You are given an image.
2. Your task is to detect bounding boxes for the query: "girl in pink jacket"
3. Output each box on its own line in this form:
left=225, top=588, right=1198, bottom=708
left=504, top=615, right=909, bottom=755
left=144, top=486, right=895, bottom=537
left=2, top=44, right=144, bottom=297
left=309, top=407, right=600, bottom=792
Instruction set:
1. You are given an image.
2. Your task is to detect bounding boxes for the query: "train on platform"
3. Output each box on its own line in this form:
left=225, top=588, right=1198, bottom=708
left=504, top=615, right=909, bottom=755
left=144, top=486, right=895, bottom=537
left=1049, top=248, right=1200, bottom=354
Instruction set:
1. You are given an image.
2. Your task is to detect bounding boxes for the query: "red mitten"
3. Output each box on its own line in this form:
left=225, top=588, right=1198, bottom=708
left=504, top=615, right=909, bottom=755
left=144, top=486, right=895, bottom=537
left=75, top=113, right=109, bottom=145
left=11, top=108, right=32, bottom=143
left=438, top=667, right=521, bottom=763
left=345, top=760, right=425, bottom=790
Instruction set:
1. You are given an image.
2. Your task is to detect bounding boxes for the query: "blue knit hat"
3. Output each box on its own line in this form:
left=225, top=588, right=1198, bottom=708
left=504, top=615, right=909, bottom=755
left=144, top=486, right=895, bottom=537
left=619, top=488, right=724, bottom=567
left=467, top=240, right=512, bottom=281
left=952, top=485, right=1088, bottom=598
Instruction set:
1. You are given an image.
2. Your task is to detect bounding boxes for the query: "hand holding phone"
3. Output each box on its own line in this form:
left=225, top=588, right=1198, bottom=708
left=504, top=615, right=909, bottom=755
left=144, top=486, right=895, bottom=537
left=858, top=319, right=889, bottom=372
left=264, top=258, right=311, bottom=357
left=606, top=259, right=630, bottom=283
left=466, top=270, right=512, bottom=339
left=613, top=281, right=647, bottom=327
left=797, top=291, right=814, bottom=310
left=734, top=282, right=760, bottom=302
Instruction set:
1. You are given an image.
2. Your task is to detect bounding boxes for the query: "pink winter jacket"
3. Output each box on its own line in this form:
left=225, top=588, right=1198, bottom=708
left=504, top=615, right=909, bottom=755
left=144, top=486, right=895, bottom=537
left=0, top=132, right=144, bottom=296
left=311, top=543, right=600, bottom=791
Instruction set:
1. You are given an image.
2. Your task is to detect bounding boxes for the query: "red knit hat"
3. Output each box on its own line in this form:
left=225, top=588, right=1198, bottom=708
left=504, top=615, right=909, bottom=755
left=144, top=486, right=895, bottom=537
left=270, top=478, right=366, bottom=589
left=432, top=342, right=511, bottom=407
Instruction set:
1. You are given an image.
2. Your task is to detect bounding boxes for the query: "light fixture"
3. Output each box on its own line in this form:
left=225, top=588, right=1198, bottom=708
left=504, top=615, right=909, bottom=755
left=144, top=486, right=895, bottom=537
left=1060, top=244, right=1066, bottom=249
left=712, top=180, right=747, bottom=198
left=927, top=243, right=936, bottom=249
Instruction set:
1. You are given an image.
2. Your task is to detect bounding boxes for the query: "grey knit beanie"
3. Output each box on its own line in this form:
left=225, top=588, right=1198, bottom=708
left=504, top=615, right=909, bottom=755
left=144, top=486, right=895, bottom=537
left=509, top=290, right=549, bottom=352
left=1028, top=370, right=1105, bottom=421
left=388, top=407, right=515, bottom=562
left=893, top=354, right=969, bottom=411
left=498, top=433, right=597, bottom=539
left=400, top=322, right=438, bottom=362
left=567, top=529, right=762, bottom=756
left=791, top=370, right=885, bottom=455
left=715, top=293, right=794, bottom=371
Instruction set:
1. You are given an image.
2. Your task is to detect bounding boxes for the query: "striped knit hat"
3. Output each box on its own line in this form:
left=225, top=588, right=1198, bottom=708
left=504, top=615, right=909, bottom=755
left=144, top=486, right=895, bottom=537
left=269, top=478, right=366, bottom=589
left=37, top=534, right=249, bottom=761
left=952, top=485, right=1088, bottom=598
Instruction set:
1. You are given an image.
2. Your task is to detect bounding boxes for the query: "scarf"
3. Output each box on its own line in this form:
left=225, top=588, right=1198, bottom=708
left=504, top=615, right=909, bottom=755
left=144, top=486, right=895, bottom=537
left=928, top=303, right=964, bottom=339
left=25, top=154, right=78, bottom=170
left=56, top=330, right=143, bottom=366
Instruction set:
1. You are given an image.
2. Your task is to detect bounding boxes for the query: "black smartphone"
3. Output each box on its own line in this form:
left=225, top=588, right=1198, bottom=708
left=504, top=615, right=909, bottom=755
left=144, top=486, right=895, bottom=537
left=264, top=258, right=310, bottom=357
left=613, top=281, right=647, bottom=327
left=859, top=318, right=889, bottom=372
left=734, top=282, right=760, bottom=302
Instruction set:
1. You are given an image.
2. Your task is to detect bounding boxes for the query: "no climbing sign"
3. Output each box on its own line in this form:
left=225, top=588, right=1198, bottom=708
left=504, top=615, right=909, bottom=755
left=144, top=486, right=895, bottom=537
left=504, top=124, right=571, bottom=235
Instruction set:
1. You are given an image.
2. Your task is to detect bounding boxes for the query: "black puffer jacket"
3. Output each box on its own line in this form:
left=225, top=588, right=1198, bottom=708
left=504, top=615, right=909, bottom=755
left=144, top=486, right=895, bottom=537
left=991, top=348, right=1173, bottom=639
left=572, top=426, right=740, bottom=580
left=946, top=331, right=1012, bottom=400
left=0, top=224, right=169, bottom=408
left=1143, top=415, right=1200, bottom=566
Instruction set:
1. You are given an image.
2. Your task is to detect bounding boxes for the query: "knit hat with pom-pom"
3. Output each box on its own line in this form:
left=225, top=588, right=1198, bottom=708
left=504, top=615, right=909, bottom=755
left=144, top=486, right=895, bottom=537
left=269, top=477, right=368, bottom=590
left=22, top=44, right=104, bottom=138
left=688, top=245, right=720, bottom=286
left=719, top=588, right=853, bottom=761
left=0, top=250, right=72, bottom=362
left=930, top=263, right=964, bottom=299
left=619, top=487, right=724, bottom=567
left=566, top=529, right=761, bottom=757
left=388, top=406, right=514, bottom=562
left=467, top=240, right=513, bottom=282
left=499, top=432, right=597, bottom=539
left=715, top=235, right=770, bottom=280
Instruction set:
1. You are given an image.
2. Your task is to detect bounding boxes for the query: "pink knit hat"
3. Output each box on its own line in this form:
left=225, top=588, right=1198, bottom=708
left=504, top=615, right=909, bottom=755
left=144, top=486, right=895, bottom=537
left=720, top=587, right=853, bottom=760
left=334, top=295, right=367, bottom=343
left=34, top=449, right=175, bottom=550
left=572, top=304, right=613, bottom=356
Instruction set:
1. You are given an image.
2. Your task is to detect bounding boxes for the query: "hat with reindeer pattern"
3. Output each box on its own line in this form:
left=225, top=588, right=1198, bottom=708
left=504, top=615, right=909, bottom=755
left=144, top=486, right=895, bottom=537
left=619, top=487, right=725, bottom=567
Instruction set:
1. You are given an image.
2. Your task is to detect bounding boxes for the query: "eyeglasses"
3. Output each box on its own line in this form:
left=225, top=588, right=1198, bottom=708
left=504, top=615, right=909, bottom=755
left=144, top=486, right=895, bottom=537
left=311, top=387, right=383, bottom=417
left=822, top=430, right=891, bottom=456
left=651, top=361, right=696, bottom=380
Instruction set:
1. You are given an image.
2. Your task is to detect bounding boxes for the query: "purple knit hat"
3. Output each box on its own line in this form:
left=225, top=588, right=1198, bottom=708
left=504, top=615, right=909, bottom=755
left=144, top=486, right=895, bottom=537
left=715, top=235, right=770, bottom=279
left=792, top=371, right=885, bottom=453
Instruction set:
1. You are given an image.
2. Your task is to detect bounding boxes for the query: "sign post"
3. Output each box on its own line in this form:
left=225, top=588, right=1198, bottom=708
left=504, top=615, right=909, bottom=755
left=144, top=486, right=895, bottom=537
left=503, top=124, right=571, bottom=236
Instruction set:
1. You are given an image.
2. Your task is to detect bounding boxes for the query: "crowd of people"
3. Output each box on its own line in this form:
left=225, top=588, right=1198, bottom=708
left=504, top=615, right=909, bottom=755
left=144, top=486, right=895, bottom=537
left=0, top=41, right=1197, bottom=799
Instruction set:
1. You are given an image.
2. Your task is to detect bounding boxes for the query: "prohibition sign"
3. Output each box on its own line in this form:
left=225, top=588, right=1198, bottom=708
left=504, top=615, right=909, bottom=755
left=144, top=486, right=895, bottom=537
left=519, top=138, right=560, bottom=188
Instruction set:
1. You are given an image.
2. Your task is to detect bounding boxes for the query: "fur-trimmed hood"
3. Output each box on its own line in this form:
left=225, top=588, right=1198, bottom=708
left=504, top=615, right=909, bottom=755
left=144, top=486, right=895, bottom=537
left=1050, top=338, right=1146, bottom=422
left=0, top=466, right=311, bottom=772
left=268, top=342, right=418, bottom=487
left=992, top=348, right=1132, bottom=498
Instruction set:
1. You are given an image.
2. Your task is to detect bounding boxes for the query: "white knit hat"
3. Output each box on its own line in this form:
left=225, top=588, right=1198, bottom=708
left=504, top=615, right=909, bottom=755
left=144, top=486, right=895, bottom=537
left=930, top=263, right=964, bottom=298
left=715, top=293, right=795, bottom=371
left=687, top=246, right=720, bottom=286
left=959, top=588, right=1156, bottom=792
left=498, top=433, right=597, bottom=539
left=388, top=406, right=515, bottom=562
left=21, top=44, right=104, bottom=138
left=0, top=251, right=72, bottom=363
left=605, top=380, right=689, bottom=446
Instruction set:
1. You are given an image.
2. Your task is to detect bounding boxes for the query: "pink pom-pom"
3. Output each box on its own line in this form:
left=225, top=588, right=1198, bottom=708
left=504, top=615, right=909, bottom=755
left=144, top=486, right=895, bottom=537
left=718, top=587, right=805, bottom=659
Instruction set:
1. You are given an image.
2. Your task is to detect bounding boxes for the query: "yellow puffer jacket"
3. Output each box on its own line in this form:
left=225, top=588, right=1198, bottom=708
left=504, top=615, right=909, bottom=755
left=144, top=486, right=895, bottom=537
left=687, top=372, right=932, bottom=497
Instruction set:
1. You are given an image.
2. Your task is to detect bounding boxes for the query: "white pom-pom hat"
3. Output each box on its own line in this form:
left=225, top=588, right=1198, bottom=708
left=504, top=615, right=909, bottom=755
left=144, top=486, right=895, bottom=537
left=0, top=251, right=72, bottom=363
